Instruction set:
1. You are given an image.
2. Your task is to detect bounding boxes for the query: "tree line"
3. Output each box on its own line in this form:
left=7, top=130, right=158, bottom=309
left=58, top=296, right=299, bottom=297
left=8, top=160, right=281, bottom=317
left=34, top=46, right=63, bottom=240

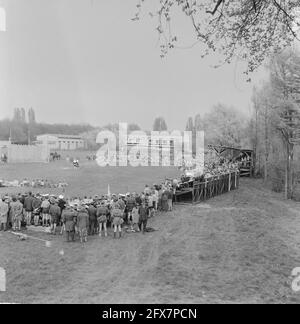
left=0, top=108, right=94, bottom=144
left=249, top=48, right=300, bottom=199
left=0, top=106, right=250, bottom=149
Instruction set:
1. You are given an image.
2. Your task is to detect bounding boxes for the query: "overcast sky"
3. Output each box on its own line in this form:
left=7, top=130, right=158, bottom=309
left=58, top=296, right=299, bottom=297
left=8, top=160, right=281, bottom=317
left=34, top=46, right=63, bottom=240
left=0, top=0, right=267, bottom=130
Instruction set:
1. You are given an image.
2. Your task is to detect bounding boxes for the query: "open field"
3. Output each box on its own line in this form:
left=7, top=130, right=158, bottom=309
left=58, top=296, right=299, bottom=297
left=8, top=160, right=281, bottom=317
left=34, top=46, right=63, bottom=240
left=0, top=159, right=180, bottom=197
left=0, top=173, right=300, bottom=303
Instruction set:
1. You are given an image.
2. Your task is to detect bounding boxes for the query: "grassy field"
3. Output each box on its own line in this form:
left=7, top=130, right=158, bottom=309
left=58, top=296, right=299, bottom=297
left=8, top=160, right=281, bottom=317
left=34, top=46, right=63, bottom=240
left=0, top=158, right=180, bottom=197
left=1, top=160, right=300, bottom=303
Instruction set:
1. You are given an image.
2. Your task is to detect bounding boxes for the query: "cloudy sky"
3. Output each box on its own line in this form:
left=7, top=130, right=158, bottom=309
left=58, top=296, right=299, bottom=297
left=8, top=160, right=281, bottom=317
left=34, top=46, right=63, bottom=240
left=0, top=0, right=267, bottom=130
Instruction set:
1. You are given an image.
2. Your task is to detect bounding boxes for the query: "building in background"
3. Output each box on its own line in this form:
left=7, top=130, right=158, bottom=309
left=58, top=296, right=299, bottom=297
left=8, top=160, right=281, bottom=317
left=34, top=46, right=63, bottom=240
left=0, top=140, right=49, bottom=163
left=36, top=134, right=85, bottom=150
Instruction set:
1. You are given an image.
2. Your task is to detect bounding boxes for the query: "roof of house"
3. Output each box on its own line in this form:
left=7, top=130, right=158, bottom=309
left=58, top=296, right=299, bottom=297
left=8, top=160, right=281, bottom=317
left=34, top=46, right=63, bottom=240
left=37, top=134, right=83, bottom=140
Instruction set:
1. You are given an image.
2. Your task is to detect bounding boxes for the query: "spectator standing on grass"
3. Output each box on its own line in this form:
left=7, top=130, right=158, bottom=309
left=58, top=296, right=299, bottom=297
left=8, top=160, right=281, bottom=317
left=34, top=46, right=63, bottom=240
left=97, top=201, right=108, bottom=237
left=24, top=192, right=34, bottom=226
left=167, top=186, right=173, bottom=212
left=62, top=205, right=77, bottom=242
left=138, top=201, right=148, bottom=234
left=158, top=187, right=163, bottom=211
left=58, top=195, right=66, bottom=229
left=10, top=196, right=23, bottom=231
left=111, top=206, right=124, bottom=239
left=152, top=188, right=158, bottom=211
left=132, top=205, right=140, bottom=232
left=161, top=190, right=169, bottom=212
left=126, top=193, right=136, bottom=229
left=0, top=197, right=8, bottom=231
left=88, top=202, right=97, bottom=235
left=41, top=195, right=51, bottom=227
left=32, top=194, right=42, bottom=226
left=111, top=196, right=119, bottom=210
left=118, top=196, right=126, bottom=214
left=148, top=193, right=154, bottom=218
left=77, top=206, right=89, bottom=243
left=49, top=200, right=61, bottom=235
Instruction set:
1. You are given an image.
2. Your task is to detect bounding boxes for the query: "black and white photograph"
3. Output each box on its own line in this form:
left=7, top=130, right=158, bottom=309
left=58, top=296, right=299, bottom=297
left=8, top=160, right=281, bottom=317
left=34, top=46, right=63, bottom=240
left=0, top=0, right=300, bottom=307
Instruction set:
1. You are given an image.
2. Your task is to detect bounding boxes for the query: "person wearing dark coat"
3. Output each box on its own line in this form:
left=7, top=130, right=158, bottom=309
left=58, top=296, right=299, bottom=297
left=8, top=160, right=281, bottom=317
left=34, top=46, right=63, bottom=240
left=49, top=202, right=61, bottom=235
left=167, top=187, right=173, bottom=211
left=97, top=202, right=108, bottom=237
left=58, top=195, right=66, bottom=233
left=161, top=190, right=169, bottom=212
left=32, top=194, right=42, bottom=226
left=138, top=202, right=148, bottom=234
left=24, top=192, right=34, bottom=226
left=61, top=206, right=77, bottom=242
left=88, top=204, right=97, bottom=235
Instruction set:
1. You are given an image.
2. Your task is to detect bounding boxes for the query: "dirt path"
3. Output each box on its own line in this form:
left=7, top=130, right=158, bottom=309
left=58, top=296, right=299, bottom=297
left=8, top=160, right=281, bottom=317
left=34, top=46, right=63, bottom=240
left=1, top=179, right=300, bottom=304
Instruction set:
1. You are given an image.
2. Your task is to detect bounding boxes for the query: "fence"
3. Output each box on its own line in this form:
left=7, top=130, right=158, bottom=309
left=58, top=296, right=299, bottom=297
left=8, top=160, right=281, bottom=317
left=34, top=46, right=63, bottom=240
left=175, top=171, right=240, bottom=204
left=7, top=144, right=50, bottom=163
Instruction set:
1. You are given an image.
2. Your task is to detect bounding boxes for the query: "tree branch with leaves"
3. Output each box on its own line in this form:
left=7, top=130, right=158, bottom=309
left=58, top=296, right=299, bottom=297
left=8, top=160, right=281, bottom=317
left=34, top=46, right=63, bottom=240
left=133, top=0, right=300, bottom=77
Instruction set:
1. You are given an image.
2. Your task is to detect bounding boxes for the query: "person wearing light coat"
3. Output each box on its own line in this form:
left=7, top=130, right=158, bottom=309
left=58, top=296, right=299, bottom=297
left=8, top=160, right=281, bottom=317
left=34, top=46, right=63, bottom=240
left=0, top=197, right=9, bottom=231
left=10, top=196, right=23, bottom=231
left=77, top=206, right=89, bottom=243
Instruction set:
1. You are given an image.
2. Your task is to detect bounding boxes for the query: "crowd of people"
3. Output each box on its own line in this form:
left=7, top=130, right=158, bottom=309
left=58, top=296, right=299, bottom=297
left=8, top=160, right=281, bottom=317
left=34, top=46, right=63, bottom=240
left=201, top=161, right=240, bottom=179
left=0, top=154, right=246, bottom=243
left=0, top=183, right=176, bottom=243
left=0, top=178, right=68, bottom=189
left=180, top=158, right=240, bottom=184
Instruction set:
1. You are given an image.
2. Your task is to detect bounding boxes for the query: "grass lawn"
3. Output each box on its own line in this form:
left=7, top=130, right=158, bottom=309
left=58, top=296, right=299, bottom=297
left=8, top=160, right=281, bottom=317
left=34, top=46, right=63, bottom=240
left=0, top=159, right=180, bottom=197
left=1, top=160, right=300, bottom=303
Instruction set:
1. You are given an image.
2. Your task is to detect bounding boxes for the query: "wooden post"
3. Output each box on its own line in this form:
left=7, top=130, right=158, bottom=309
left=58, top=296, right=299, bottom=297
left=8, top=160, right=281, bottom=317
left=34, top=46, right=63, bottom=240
left=235, top=172, right=237, bottom=189
left=192, top=185, right=195, bottom=204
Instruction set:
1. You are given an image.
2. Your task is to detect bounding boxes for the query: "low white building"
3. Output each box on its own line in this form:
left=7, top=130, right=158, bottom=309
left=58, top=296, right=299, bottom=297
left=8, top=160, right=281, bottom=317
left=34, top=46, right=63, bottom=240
left=36, top=134, right=85, bottom=151
left=0, top=140, right=11, bottom=148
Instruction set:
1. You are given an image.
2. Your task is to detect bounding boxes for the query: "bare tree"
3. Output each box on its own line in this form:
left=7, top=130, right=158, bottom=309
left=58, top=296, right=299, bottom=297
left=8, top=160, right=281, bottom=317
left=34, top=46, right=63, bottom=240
left=153, top=117, right=168, bottom=131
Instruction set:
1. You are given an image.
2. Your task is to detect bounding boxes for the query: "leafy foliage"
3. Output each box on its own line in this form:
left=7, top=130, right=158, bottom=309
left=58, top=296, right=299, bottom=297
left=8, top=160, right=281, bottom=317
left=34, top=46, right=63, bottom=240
left=250, top=48, right=300, bottom=198
left=203, top=104, right=248, bottom=147
left=186, top=104, right=249, bottom=148
left=134, top=0, right=300, bottom=76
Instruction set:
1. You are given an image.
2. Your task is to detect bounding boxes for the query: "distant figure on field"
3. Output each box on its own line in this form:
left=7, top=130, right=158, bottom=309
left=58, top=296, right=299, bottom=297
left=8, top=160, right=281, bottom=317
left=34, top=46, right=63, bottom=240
left=73, top=159, right=80, bottom=168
